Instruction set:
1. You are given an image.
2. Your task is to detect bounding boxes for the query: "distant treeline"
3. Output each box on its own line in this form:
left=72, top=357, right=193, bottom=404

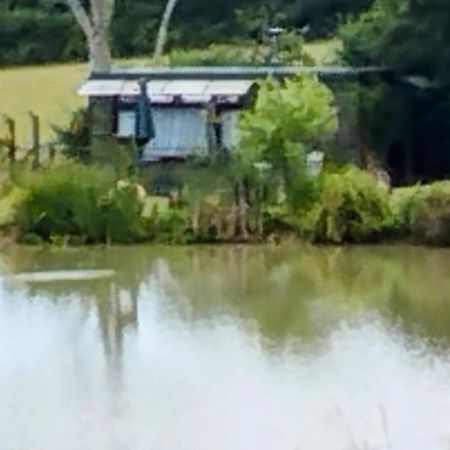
left=0, top=0, right=371, bottom=65
left=339, top=0, right=450, bottom=182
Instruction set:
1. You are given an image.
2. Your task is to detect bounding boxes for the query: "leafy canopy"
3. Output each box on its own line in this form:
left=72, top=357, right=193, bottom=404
left=238, top=74, right=337, bottom=171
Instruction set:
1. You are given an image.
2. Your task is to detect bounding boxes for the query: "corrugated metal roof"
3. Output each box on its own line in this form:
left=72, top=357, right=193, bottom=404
left=78, top=80, right=126, bottom=96
left=78, top=79, right=255, bottom=104
left=89, top=65, right=392, bottom=81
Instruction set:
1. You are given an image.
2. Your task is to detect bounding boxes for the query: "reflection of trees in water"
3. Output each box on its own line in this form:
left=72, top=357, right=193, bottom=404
left=150, top=245, right=450, bottom=346
left=4, top=243, right=450, bottom=352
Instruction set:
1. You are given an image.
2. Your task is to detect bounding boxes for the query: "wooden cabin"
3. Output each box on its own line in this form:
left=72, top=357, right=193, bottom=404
left=78, top=66, right=390, bottom=163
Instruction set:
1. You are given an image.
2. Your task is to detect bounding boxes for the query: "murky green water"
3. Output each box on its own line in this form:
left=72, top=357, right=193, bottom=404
left=1, top=244, right=450, bottom=450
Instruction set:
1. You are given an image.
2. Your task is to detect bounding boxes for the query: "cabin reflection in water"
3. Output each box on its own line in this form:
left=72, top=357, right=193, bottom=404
left=17, top=277, right=139, bottom=374
left=95, top=283, right=139, bottom=372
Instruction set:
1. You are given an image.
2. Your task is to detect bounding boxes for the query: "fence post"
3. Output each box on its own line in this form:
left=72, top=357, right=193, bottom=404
left=3, top=115, right=16, bottom=163
left=28, top=111, right=40, bottom=169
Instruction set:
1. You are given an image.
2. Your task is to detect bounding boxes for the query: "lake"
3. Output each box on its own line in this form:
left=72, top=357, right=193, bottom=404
left=1, top=244, right=450, bottom=450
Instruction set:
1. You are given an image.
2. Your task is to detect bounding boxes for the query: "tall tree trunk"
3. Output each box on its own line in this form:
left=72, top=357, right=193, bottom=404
left=88, top=29, right=112, bottom=72
left=154, top=0, right=179, bottom=60
left=65, top=0, right=114, bottom=73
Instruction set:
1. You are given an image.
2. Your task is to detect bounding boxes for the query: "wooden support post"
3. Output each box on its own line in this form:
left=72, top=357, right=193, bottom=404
left=28, top=112, right=40, bottom=169
left=3, top=115, right=16, bottom=163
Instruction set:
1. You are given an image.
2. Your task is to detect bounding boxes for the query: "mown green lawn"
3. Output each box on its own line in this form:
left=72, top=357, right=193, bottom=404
left=0, top=39, right=341, bottom=147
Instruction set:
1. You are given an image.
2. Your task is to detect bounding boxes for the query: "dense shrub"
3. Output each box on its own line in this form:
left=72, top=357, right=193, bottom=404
left=169, top=44, right=259, bottom=66
left=53, top=108, right=90, bottom=161
left=17, top=161, right=114, bottom=243
left=0, top=9, right=79, bottom=65
left=102, top=182, right=147, bottom=244
left=301, top=167, right=393, bottom=243
left=338, top=0, right=406, bottom=66
left=238, top=74, right=337, bottom=212
left=411, top=182, right=450, bottom=247
left=16, top=160, right=148, bottom=244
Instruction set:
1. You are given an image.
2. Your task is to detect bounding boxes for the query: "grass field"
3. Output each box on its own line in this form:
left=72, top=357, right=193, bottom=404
left=0, top=39, right=342, bottom=146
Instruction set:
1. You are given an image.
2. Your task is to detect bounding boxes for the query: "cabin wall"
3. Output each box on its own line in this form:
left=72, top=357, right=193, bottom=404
left=86, top=78, right=364, bottom=165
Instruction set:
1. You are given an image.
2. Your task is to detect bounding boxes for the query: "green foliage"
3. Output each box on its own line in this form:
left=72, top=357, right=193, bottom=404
left=0, top=0, right=373, bottom=66
left=339, top=0, right=407, bottom=66
left=15, top=159, right=146, bottom=244
left=167, top=35, right=313, bottom=66
left=302, top=167, right=393, bottom=243
left=53, top=108, right=90, bottom=160
left=169, top=44, right=261, bottom=67
left=0, top=8, right=78, bottom=65
left=238, top=74, right=337, bottom=211
left=101, top=183, right=147, bottom=244
left=389, top=186, right=422, bottom=235
left=339, top=0, right=450, bottom=183
left=410, top=182, right=450, bottom=246
left=0, top=185, right=28, bottom=228
left=17, top=160, right=114, bottom=243
left=239, top=75, right=337, bottom=166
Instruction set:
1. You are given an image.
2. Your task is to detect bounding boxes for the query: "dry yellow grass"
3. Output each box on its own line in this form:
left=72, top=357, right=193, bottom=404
left=0, top=39, right=341, bottom=146
left=0, top=63, right=87, bottom=147
left=303, top=39, right=342, bottom=65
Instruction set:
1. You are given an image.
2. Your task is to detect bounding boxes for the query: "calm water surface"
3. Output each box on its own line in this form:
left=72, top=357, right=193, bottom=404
left=1, top=244, right=450, bottom=450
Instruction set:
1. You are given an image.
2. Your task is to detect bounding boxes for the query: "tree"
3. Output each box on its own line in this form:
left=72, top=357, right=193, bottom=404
left=339, top=0, right=407, bottom=66
left=238, top=75, right=337, bottom=188
left=154, top=0, right=179, bottom=60
left=65, top=0, right=115, bottom=72
left=339, top=0, right=450, bottom=182
left=238, top=74, right=337, bottom=231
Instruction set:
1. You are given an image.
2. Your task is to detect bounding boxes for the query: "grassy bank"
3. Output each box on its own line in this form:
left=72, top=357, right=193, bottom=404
left=1, top=154, right=449, bottom=248
left=0, top=39, right=341, bottom=146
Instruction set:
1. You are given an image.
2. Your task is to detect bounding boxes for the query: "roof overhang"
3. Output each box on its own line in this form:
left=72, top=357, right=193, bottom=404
left=78, top=78, right=256, bottom=105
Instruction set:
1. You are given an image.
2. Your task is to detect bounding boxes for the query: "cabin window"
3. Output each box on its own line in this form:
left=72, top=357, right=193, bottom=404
left=117, top=109, right=136, bottom=138
left=143, top=107, right=208, bottom=160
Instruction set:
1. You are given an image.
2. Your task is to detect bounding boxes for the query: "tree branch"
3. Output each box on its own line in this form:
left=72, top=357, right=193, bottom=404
left=154, top=0, right=179, bottom=59
left=65, top=0, right=93, bottom=38
left=90, top=0, right=115, bottom=32
left=103, top=0, right=115, bottom=28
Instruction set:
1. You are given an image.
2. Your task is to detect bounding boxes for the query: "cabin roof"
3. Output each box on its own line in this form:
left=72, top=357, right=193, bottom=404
left=78, top=78, right=255, bottom=104
left=79, top=65, right=393, bottom=105
left=88, top=65, right=392, bottom=81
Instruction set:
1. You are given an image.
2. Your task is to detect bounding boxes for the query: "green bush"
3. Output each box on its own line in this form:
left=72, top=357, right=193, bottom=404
left=302, top=167, right=393, bottom=243
left=101, top=183, right=147, bottom=244
left=410, top=182, right=450, bottom=246
left=16, top=160, right=147, bottom=244
left=238, top=74, right=337, bottom=213
left=18, top=161, right=114, bottom=243
left=145, top=204, right=190, bottom=245
left=389, top=186, right=422, bottom=236
left=0, top=186, right=28, bottom=228
left=338, top=0, right=407, bottom=66
left=168, top=37, right=312, bottom=67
